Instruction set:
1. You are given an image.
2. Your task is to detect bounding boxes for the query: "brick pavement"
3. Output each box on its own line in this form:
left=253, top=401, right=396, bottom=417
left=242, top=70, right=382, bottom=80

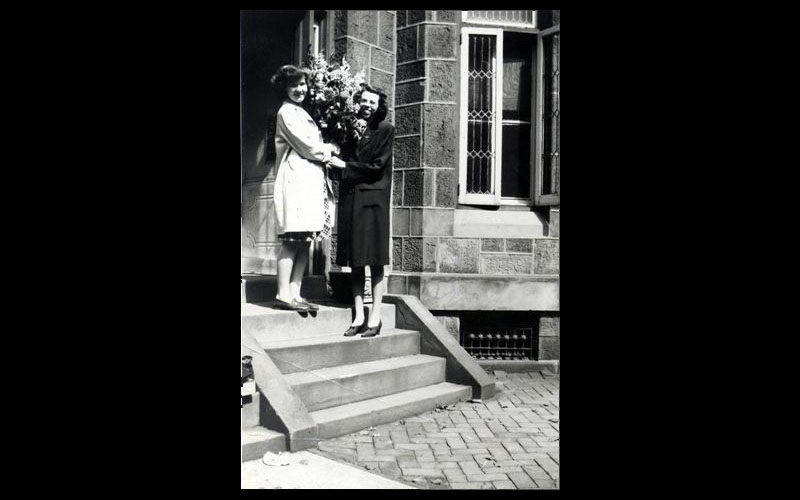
left=310, top=370, right=559, bottom=490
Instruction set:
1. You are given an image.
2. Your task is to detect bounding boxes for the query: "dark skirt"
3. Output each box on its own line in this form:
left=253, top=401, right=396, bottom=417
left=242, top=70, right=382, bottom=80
left=335, top=185, right=390, bottom=267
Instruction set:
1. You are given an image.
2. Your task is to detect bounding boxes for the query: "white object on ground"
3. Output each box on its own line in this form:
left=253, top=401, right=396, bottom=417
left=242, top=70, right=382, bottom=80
left=242, top=450, right=416, bottom=489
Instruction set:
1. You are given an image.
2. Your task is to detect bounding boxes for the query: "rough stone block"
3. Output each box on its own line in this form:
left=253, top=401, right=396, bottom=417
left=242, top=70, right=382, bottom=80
left=423, top=237, right=437, bottom=272
left=423, top=105, right=457, bottom=169
left=397, top=10, right=407, bottom=28
left=481, top=238, right=504, bottom=252
left=393, top=237, right=404, bottom=271
left=388, top=273, right=407, bottom=294
left=369, top=68, right=393, bottom=97
left=549, top=209, right=559, bottom=238
left=533, top=239, right=559, bottom=274
left=438, top=239, right=479, bottom=273
left=407, top=10, right=429, bottom=25
left=394, top=136, right=420, bottom=169
left=371, top=48, right=395, bottom=74
left=506, top=239, right=533, bottom=253
left=539, top=315, right=560, bottom=337
left=334, top=38, right=370, bottom=76
left=334, top=10, right=347, bottom=38
left=397, top=27, right=418, bottom=63
left=329, top=233, right=339, bottom=271
left=481, top=254, right=533, bottom=275
left=435, top=168, right=457, bottom=208
left=422, top=208, right=454, bottom=236
left=396, top=80, right=425, bottom=105
left=538, top=336, right=560, bottom=361
left=421, top=24, right=456, bottom=59
left=410, top=208, right=422, bottom=236
left=403, top=237, right=423, bottom=272
left=404, top=169, right=433, bottom=207
left=393, top=208, right=410, bottom=236
left=428, top=60, right=457, bottom=102
left=436, top=10, right=458, bottom=23
left=379, top=11, right=394, bottom=51
left=346, top=10, right=378, bottom=45
left=397, top=61, right=426, bottom=82
left=396, top=105, right=421, bottom=136
left=408, top=275, right=421, bottom=297
left=392, top=171, right=403, bottom=205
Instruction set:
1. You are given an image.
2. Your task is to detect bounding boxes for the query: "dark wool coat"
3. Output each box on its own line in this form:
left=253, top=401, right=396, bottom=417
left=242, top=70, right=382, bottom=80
left=335, top=119, right=395, bottom=268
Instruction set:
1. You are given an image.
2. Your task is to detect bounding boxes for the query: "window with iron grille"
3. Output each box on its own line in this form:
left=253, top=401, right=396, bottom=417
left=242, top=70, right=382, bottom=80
left=458, top=13, right=560, bottom=207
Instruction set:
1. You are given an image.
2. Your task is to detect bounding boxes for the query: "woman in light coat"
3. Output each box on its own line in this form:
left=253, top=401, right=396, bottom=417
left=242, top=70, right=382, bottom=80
left=270, top=65, right=340, bottom=311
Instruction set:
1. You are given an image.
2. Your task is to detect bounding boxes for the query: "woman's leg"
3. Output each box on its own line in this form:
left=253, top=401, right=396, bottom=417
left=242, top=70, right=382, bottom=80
left=290, top=242, right=310, bottom=301
left=276, top=241, right=297, bottom=302
left=351, top=266, right=366, bottom=326
left=366, top=265, right=385, bottom=328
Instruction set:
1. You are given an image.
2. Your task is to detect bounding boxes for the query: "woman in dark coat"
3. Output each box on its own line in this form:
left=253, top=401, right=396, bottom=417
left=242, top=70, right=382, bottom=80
left=327, top=84, right=394, bottom=338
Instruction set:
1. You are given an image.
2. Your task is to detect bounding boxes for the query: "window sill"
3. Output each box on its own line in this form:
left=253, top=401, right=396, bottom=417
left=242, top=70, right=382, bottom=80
left=452, top=208, right=546, bottom=238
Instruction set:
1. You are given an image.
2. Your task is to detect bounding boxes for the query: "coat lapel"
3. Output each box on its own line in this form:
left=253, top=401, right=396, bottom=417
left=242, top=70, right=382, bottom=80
left=357, top=127, right=376, bottom=155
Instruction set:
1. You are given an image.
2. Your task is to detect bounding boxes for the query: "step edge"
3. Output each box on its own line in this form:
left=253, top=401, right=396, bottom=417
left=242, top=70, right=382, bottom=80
left=283, top=354, right=445, bottom=386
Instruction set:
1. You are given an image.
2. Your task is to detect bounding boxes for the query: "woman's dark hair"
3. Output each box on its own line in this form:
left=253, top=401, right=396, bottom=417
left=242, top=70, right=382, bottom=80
left=353, top=84, right=388, bottom=125
left=269, top=65, right=309, bottom=101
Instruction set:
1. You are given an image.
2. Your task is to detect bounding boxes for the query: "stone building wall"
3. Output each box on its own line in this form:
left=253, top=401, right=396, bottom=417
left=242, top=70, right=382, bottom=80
left=328, top=10, right=397, bottom=270
left=392, top=10, right=460, bottom=274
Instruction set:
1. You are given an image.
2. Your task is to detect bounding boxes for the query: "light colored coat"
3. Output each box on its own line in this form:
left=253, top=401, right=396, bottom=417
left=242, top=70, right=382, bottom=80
left=273, top=100, right=337, bottom=236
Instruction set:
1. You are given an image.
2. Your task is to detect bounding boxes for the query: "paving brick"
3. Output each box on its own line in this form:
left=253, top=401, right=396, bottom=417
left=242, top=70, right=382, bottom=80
left=390, top=431, right=410, bottom=444
left=468, top=473, right=509, bottom=482
left=480, top=466, right=524, bottom=475
left=534, top=479, right=557, bottom=489
left=493, top=480, right=516, bottom=489
left=397, top=443, right=431, bottom=451
left=449, top=482, right=478, bottom=489
left=502, top=442, right=525, bottom=454
left=376, top=448, right=416, bottom=456
left=446, top=436, right=467, bottom=449
left=401, top=468, right=445, bottom=478
left=523, top=465, right=554, bottom=480
left=507, top=472, right=537, bottom=489
left=459, top=461, right=482, bottom=475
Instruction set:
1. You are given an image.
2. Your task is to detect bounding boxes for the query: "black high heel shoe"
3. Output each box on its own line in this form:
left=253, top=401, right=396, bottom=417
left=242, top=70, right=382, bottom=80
left=361, top=321, right=382, bottom=338
left=343, top=322, right=366, bottom=337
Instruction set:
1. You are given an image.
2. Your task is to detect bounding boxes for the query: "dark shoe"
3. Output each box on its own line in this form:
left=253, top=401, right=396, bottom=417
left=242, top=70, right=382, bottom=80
left=296, top=298, right=319, bottom=311
left=361, top=321, right=382, bottom=338
left=343, top=322, right=365, bottom=337
left=273, top=298, right=309, bottom=311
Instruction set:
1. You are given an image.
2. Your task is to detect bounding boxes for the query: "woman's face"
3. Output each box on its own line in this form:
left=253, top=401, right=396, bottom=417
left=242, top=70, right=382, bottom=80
left=287, top=78, right=308, bottom=103
left=358, top=90, right=380, bottom=119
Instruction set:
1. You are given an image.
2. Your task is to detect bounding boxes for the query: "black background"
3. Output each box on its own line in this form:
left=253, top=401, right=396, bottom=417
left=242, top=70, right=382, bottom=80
left=25, top=4, right=740, bottom=494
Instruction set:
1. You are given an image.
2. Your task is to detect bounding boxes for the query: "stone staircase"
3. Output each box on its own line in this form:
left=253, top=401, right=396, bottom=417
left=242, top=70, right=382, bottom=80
left=241, top=276, right=474, bottom=461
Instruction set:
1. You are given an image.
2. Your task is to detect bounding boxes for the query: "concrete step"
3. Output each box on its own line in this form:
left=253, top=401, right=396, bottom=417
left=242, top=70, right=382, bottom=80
left=284, top=354, right=446, bottom=412
left=242, top=426, right=286, bottom=462
left=310, top=382, right=472, bottom=440
left=242, top=302, right=396, bottom=344
left=241, top=275, right=328, bottom=303
left=262, top=328, right=421, bottom=374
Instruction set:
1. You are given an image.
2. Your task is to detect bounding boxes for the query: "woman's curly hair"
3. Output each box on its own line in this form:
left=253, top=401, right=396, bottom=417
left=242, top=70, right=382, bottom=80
left=353, top=84, right=388, bottom=125
left=269, top=65, right=309, bottom=101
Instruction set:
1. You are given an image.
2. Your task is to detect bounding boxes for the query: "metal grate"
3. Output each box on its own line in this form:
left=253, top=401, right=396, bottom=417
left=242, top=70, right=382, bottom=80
left=465, top=11, right=536, bottom=28
left=466, top=34, right=496, bottom=195
left=461, top=327, right=535, bottom=360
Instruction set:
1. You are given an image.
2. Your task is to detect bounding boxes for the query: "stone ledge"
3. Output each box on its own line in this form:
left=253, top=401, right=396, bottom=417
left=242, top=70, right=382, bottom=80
left=453, top=209, right=546, bottom=238
left=387, top=273, right=559, bottom=311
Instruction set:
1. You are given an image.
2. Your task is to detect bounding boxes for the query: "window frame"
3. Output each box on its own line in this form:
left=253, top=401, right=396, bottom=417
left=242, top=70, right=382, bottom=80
left=458, top=26, right=539, bottom=206
left=533, top=23, right=560, bottom=206
left=458, top=27, right=504, bottom=206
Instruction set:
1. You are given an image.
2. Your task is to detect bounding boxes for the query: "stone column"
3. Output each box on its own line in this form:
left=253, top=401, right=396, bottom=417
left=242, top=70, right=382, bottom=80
left=329, top=11, right=397, bottom=273
left=391, top=11, right=459, bottom=287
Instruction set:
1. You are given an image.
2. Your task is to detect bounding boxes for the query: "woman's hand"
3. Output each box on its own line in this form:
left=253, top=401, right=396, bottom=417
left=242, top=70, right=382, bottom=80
left=327, top=156, right=346, bottom=169
left=330, top=143, right=341, bottom=156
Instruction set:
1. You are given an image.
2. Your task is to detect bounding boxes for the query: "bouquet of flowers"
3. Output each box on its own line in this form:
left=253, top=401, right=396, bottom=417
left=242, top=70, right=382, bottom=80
left=303, top=50, right=368, bottom=149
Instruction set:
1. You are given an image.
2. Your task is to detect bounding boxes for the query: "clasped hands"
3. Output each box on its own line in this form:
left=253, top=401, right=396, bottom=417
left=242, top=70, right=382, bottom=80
left=326, top=153, right=346, bottom=169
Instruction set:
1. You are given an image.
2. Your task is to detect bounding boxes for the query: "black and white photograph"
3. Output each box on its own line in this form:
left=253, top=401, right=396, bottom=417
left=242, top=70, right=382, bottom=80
left=240, top=9, right=560, bottom=489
